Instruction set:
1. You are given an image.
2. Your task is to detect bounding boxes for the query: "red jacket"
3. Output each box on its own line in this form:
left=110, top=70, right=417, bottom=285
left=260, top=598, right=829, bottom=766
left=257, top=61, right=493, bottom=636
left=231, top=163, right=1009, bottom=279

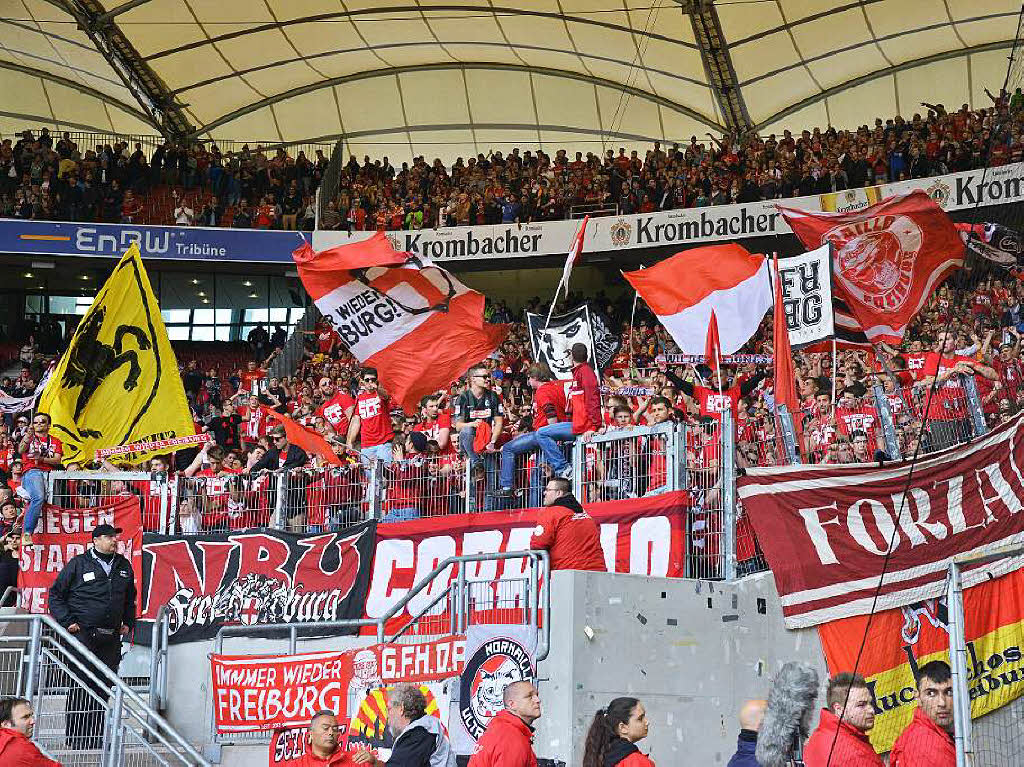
left=0, top=729, right=61, bottom=767
left=467, top=710, right=537, bottom=767
left=803, top=709, right=883, bottom=767
left=568, top=362, right=601, bottom=434
left=529, top=495, right=606, bottom=572
left=890, top=707, right=955, bottom=767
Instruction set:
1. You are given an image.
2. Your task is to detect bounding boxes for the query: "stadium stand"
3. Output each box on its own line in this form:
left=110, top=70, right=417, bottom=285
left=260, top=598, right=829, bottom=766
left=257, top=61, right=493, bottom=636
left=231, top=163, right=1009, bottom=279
left=3, top=90, right=1021, bottom=231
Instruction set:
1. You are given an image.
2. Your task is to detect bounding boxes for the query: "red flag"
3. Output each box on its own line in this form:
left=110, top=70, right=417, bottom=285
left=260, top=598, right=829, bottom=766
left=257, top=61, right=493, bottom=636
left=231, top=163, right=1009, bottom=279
left=260, top=406, right=344, bottom=466
left=705, top=309, right=723, bottom=393
left=292, top=235, right=508, bottom=412
left=772, top=254, right=800, bottom=446
left=777, top=190, right=963, bottom=344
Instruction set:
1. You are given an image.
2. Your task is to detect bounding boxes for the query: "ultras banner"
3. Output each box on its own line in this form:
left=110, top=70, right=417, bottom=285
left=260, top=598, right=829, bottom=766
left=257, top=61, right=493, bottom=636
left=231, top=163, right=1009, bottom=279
left=363, top=492, right=691, bottom=627
left=737, top=412, right=1024, bottom=628
left=818, top=568, right=1024, bottom=754
left=211, top=635, right=464, bottom=732
left=18, top=497, right=143, bottom=614
left=138, top=521, right=376, bottom=643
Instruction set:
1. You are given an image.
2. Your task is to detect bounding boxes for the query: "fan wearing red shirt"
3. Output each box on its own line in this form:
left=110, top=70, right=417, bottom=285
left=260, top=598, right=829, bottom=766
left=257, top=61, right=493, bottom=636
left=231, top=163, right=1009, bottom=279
left=346, top=367, right=393, bottom=463
left=535, top=344, right=600, bottom=480
left=413, top=395, right=454, bottom=454
left=834, top=388, right=883, bottom=454
left=663, top=363, right=766, bottom=428
left=316, top=378, right=356, bottom=438
left=0, top=698, right=60, bottom=767
left=238, top=360, right=266, bottom=396
left=183, top=444, right=241, bottom=531
left=994, top=338, right=1023, bottom=405
left=496, top=363, right=567, bottom=498
left=918, top=333, right=997, bottom=451
left=19, top=412, right=62, bottom=543
left=890, top=661, right=955, bottom=767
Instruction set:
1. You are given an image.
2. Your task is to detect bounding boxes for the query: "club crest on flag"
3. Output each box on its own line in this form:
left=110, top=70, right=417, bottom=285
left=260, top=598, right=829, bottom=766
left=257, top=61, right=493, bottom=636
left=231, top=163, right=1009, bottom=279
left=825, top=214, right=922, bottom=310
left=349, top=257, right=458, bottom=316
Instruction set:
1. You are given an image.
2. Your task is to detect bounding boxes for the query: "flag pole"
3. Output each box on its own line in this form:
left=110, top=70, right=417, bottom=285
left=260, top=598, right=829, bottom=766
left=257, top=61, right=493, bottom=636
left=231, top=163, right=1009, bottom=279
left=831, top=336, right=839, bottom=405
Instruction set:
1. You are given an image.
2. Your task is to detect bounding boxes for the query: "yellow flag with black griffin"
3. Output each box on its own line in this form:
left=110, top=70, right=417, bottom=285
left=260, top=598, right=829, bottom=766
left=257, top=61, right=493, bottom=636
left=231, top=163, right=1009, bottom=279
left=38, top=243, right=194, bottom=464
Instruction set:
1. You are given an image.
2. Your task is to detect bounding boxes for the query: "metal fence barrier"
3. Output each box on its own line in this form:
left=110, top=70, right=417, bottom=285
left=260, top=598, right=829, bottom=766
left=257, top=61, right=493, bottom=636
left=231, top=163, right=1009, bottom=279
left=0, top=613, right=208, bottom=767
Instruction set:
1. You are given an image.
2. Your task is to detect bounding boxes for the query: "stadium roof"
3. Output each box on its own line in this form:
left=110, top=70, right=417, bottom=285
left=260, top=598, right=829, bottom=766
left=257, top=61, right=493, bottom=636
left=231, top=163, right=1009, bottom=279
left=1, top=0, right=1021, bottom=159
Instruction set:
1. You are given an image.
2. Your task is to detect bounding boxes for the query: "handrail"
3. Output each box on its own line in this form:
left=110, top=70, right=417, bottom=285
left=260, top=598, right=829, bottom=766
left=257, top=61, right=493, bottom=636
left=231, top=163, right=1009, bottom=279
left=0, top=613, right=210, bottom=766
left=216, top=549, right=550, bottom=656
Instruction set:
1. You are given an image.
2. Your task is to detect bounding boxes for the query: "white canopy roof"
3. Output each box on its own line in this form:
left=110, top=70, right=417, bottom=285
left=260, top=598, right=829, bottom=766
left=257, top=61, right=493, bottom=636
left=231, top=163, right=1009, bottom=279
left=1, top=0, right=1020, bottom=160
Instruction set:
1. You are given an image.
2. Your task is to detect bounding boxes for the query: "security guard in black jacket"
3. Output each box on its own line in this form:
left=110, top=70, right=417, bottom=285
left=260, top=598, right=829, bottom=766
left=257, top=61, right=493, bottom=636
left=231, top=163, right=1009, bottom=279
left=48, top=522, right=137, bottom=749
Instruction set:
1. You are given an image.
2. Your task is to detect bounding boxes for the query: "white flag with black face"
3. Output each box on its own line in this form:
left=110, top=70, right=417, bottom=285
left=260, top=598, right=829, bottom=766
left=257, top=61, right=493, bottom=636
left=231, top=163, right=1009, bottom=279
left=526, top=304, right=621, bottom=378
left=775, top=244, right=835, bottom=348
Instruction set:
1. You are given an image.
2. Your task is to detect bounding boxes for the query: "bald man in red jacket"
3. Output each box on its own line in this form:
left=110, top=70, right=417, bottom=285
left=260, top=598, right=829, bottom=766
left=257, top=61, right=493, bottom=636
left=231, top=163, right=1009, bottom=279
left=529, top=478, right=606, bottom=571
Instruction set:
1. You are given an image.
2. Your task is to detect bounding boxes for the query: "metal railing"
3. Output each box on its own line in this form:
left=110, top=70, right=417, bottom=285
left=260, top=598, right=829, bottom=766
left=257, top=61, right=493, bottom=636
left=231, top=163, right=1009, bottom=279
left=0, top=613, right=208, bottom=767
left=266, top=305, right=316, bottom=380
left=316, top=138, right=347, bottom=225
left=210, top=549, right=549, bottom=745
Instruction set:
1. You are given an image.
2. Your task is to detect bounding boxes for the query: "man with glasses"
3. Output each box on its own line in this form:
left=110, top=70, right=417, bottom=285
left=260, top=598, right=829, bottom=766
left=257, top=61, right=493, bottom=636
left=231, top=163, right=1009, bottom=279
left=248, top=425, right=310, bottom=530
left=529, top=478, right=605, bottom=571
left=316, top=377, right=356, bottom=439
left=454, top=366, right=504, bottom=505
left=346, top=368, right=394, bottom=465
left=17, top=412, right=62, bottom=545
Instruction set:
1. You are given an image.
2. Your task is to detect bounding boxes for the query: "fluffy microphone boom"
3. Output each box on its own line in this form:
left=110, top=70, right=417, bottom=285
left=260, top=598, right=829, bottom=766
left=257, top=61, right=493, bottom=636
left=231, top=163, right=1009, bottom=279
left=756, top=661, right=820, bottom=767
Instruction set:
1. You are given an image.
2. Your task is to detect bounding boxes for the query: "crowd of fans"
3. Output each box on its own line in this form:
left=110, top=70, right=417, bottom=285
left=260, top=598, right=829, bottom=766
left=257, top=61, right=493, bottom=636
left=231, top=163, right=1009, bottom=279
left=0, top=259, right=1018, bottom=561
left=3, top=87, right=1023, bottom=232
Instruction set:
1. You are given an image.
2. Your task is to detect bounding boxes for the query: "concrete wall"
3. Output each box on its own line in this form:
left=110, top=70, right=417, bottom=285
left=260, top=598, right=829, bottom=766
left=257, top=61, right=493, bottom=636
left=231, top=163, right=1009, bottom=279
left=532, top=570, right=828, bottom=767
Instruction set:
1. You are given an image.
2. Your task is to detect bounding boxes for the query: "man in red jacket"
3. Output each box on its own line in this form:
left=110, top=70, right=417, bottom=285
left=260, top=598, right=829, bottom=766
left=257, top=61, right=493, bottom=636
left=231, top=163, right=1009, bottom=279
left=803, top=673, right=883, bottom=767
left=468, top=681, right=541, bottom=767
left=535, top=343, right=601, bottom=480
left=890, top=660, right=955, bottom=767
left=529, top=478, right=606, bottom=571
left=0, top=697, right=60, bottom=767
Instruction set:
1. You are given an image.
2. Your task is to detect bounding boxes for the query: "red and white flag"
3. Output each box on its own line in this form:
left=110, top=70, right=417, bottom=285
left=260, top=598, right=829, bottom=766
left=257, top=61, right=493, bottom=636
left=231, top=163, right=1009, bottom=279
left=556, top=215, right=589, bottom=297
left=293, top=233, right=507, bottom=412
left=260, top=406, right=344, bottom=466
left=623, top=243, right=772, bottom=354
left=778, top=190, right=963, bottom=345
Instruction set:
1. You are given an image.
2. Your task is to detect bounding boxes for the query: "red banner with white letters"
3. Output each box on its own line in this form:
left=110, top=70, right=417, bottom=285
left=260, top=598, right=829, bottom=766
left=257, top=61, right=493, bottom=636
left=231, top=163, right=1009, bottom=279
left=18, top=497, right=143, bottom=614
left=363, top=492, right=691, bottom=630
left=738, top=411, right=1024, bottom=629
left=212, top=635, right=464, bottom=733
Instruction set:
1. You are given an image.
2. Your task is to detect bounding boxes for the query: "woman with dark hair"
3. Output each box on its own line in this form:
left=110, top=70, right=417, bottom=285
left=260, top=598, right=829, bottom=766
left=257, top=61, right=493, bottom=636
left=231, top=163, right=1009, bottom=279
left=581, top=697, right=655, bottom=767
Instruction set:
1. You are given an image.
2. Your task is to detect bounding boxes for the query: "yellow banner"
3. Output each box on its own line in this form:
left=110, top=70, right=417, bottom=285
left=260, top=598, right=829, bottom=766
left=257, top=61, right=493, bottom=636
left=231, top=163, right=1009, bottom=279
left=38, top=243, right=194, bottom=464
left=818, top=569, right=1024, bottom=753
left=818, top=185, right=886, bottom=213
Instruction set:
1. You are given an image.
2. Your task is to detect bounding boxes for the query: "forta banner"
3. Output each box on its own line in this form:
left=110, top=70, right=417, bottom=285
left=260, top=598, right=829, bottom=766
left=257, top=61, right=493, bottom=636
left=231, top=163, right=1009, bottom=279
left=364, top=492, right=691, bottom=628
left=738, top=412, right=1024, bottom=628
left=211, top=635, right=464, bottom=733
left=137, top=521, right=376, bottom=643
left=818, top=568, right=1024, bottom=753
left=18, top=496, right=143, bottom=614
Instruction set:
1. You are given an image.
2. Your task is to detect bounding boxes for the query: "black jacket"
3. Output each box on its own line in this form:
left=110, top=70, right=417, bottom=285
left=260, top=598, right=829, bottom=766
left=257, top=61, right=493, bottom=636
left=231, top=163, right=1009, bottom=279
left=250, top=443, right=308, bottom=473
left=48, top=549, right=137, bottom=631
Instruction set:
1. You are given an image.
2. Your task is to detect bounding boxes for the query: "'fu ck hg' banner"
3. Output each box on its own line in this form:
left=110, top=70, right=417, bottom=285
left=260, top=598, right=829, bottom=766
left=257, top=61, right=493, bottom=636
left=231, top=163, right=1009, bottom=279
left=775, top=244, right=835, bottom=348
left=818, top=568, right=1024, bottom=754
left=138, top=521, right=376, bottom=643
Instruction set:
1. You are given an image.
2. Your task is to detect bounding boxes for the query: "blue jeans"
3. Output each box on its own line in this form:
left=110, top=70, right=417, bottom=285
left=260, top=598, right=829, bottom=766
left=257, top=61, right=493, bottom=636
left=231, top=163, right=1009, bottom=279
left=535, top=422, right=576, bottom=473
left=382, top=507, right=420, bottom=523
left=23, top=469, right=47, bottom=534
left=459, top=427, right=498, bottom=508
left=499, top=432, right=539, bottom=490
left=360, top=443, right=392, bottom=465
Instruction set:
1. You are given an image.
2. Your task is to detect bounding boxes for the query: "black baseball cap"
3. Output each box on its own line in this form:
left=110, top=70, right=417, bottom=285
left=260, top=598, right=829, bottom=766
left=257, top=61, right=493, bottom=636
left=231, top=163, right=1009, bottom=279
left=92, top=524, right=122, bottom=538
